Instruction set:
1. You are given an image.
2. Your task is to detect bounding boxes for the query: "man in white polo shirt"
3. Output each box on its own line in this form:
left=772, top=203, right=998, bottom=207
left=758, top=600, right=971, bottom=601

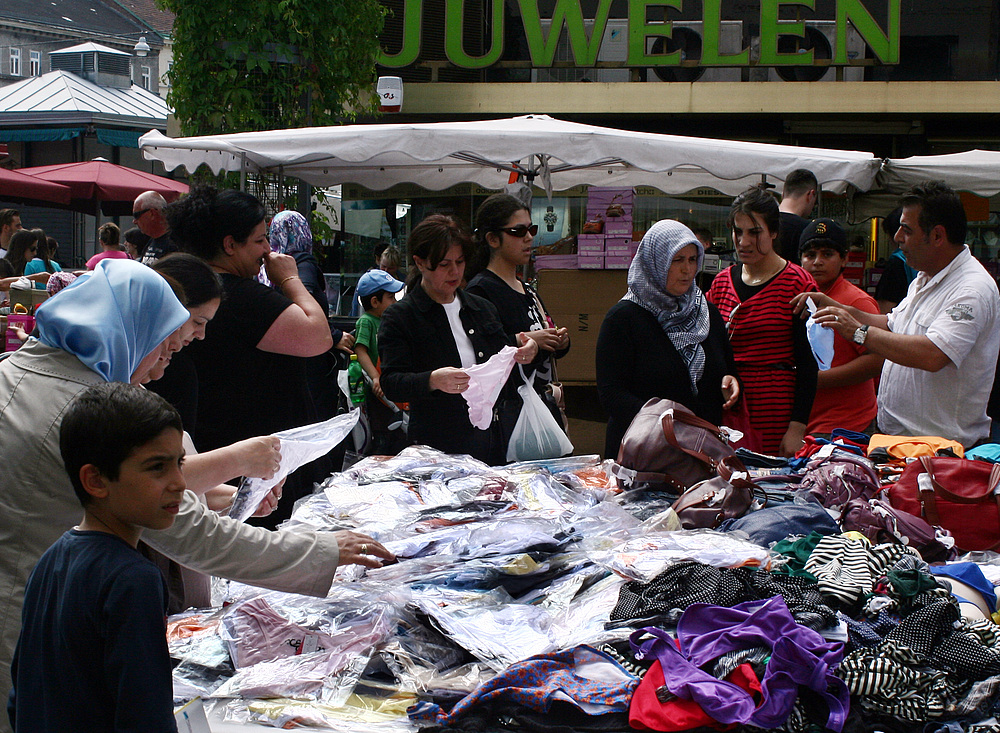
left=795, top=181, right=1000, bottom=448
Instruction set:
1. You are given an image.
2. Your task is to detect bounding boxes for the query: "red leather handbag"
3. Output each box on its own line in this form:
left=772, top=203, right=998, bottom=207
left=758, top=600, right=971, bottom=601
left=887, top=456, right=1000, bottom=552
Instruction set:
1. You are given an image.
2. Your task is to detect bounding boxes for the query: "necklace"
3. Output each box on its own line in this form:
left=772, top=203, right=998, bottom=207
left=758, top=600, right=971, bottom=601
left=742, top=259, right=785, bottom=286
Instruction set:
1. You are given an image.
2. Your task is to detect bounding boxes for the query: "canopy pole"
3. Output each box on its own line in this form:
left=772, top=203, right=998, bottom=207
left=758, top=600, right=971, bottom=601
left=240, top=153, right=247, bottom=192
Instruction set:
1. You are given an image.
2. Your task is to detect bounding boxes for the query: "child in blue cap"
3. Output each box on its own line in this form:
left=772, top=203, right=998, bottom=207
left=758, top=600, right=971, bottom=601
left=355, top=270, right=405, bottom=454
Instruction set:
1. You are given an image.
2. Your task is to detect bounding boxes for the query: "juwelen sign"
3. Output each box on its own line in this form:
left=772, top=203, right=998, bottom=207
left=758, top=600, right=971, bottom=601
left=378, top=0, right=900, bottom=70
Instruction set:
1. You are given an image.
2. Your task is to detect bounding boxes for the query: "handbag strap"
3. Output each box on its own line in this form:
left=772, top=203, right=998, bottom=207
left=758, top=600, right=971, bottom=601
left=660, top=408, right=731, bottom=470
left=917, top=455, right=1000, bottom=525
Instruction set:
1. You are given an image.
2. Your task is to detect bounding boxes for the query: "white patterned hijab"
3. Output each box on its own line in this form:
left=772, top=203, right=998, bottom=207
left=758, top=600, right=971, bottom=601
left=623, top=219, right=710, bottom=393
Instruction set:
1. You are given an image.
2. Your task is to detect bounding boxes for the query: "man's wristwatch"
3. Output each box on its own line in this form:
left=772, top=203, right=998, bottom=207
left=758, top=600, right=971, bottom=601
left=853, top=324, right=870, bottom=345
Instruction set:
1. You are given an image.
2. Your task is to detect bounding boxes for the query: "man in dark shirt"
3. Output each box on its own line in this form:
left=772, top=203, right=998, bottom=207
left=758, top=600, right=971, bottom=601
left=133, top=191, right=176, bottom=265
left=777, top=169, right=818, bottom=262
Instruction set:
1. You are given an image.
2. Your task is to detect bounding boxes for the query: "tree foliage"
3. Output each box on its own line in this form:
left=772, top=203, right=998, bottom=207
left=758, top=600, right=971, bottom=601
left=160, top=0, right=387, bottom=135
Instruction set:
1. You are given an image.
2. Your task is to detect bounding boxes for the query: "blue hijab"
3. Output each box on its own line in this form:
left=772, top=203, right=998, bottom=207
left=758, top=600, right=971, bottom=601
left=34, top=258, right=188, bottom=383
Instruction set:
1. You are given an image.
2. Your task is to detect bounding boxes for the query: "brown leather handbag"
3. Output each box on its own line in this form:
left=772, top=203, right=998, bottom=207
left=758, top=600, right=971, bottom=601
left=612, top=398, right=746, bottom=494
left=672, top=475, right=756, bottom=530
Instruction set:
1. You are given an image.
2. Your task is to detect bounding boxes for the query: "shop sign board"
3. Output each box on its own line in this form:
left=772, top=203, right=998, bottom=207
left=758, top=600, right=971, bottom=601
left=379, top=0, right=900, bottom=70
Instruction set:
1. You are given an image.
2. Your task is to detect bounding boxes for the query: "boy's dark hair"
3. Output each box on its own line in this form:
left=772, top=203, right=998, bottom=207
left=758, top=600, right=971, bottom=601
left=900, top=180, right=967, bottom=248
left=363, top=289, right=390, bottom=312
left=60, top=383, right=183, bottom=506
left=782, top=169, right=818, bottom=199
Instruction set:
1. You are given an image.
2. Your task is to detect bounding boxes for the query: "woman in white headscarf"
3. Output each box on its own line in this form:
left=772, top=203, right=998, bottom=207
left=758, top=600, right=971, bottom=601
left=596, top=220, right=741, bottom=458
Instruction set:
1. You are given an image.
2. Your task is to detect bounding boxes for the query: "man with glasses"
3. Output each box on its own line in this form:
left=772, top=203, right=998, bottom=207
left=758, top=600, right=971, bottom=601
left=132, top=192, right=175, bottom=265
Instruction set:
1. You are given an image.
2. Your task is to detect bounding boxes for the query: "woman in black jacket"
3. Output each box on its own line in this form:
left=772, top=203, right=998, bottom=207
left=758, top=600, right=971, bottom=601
left=379, top=214, right=538, bottom=464
left=597, top=219, right=741, bottom=459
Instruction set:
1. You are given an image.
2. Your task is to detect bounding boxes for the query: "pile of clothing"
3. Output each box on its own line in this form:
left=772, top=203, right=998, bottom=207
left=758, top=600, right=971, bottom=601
left=169, top=444, right=1000, bottom=732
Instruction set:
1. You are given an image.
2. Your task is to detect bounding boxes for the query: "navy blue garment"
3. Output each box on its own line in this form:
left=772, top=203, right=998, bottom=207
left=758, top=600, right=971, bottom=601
left=8, top=530, right=175, bottom=733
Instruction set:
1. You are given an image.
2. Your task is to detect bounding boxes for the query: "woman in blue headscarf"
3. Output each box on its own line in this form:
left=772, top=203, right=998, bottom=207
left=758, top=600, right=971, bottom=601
left=596, top=220, right=741, bottom=459
left=0, top=258, right=188, bottom=708
left=0, top=258, right=393, bottom=705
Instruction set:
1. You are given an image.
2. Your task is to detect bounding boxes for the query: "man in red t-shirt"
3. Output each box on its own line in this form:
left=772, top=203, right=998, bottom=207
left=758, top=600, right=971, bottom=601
left=799, top=219, right=883, bottom=434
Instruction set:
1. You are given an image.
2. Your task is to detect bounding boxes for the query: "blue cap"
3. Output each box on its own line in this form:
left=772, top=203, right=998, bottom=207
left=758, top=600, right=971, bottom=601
left=357, top=269, right=404, bottom=299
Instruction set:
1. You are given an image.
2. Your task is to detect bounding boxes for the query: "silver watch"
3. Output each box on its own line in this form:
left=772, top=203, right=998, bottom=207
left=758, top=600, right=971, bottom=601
left=853, top=324, right=870, bottom=345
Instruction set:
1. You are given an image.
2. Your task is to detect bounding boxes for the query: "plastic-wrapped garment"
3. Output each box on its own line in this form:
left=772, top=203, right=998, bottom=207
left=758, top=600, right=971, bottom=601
left=219, top=684, right=418, bottom=731
left=228, top=410, right=360, bottom=522
left=221, top=596, right=345, bottom=668
left=408, top=645, right=638, bottom=726
left=461, top=345, right=517, bottom=430
left=593, top=530, right=771, bottom=583
left=338, top=445, right=496, bottom=486
left=211, top=647, right=374, bottom=701
left=547, top=574, right=631, bottom=652
left=410, top=587, right=556, bottom=671
left=610, top=561, right=839, bottom=632
left=630, top=596, right=849, bottom=731
left=508, top=470, right=603, bottom=514
left=804, top=296, right=835, bottom=371
left=384, top=514, right=571, bottom=560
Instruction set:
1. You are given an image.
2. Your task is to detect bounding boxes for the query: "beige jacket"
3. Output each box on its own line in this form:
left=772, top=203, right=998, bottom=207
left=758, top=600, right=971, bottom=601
left=0, top=340, right=340, bottom=718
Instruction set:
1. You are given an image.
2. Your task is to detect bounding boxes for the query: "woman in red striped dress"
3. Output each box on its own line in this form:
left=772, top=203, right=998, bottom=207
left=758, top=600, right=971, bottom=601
left=707, top=185, right=819, bottom=456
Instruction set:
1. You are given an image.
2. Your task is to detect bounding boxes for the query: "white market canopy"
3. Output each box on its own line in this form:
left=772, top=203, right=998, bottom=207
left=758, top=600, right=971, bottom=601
left=138, top=114, right=880, bottom=197
left=879, top=150, right=1000, bottom=197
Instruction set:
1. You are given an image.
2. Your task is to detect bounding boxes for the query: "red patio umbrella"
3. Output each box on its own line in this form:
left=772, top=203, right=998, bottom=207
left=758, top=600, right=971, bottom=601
left=17, top=159, right=188, bottom=216
left=0, top=167, right=72, bottom=206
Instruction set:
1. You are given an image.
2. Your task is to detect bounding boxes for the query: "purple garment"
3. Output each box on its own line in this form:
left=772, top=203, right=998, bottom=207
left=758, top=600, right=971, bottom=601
left=630, top=596, right=849, bottom=731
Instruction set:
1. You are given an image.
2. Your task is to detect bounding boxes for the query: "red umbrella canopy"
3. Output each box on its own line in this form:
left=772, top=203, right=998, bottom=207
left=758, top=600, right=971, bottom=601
left=0, top=167, right=72, bottom=205
left=17, top=160, right=188, bottom=211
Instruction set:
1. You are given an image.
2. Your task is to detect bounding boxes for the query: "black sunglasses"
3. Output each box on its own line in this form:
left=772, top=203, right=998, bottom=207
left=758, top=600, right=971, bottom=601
left=132, top=208, right=152, bottom=219
left=497, top=224, right=538, bottom=238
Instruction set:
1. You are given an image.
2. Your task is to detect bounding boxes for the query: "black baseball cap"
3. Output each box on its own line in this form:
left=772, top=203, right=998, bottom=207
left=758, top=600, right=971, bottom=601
left=799, top=218, right=848, bottom=256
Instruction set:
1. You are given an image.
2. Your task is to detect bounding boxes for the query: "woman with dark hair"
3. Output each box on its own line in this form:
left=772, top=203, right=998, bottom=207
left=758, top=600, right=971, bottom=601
left=379, top=213, right=538, bottom=464
left=0, top=230, right=38, bottom=279
left=147, top=252, right=225, bottom=433
left=23, top=228, right=61, bottom=287
left=597, top=220, right=740, bottom=458
left=706, top=185, right=818, bottom=456
left=466, top=193, right=570, bottom=432
left=166, top=185, right=334, bottom=528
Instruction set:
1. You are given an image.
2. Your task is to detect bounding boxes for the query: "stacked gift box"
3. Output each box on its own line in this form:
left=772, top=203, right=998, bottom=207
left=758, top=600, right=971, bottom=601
left=581, top=187, right=639, bottom=270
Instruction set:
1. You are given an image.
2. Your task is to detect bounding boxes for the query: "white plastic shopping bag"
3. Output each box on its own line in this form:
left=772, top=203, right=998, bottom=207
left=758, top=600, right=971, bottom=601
left=506, top=366, right=573, bottom=462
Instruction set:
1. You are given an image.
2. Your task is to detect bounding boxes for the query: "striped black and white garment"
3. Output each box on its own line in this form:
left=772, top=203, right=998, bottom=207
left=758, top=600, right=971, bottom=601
left=803, top=535, right=921, bottom=605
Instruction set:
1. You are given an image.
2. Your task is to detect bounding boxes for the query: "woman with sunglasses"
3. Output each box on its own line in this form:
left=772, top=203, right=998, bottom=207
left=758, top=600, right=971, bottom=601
left=706, top=185, right=818, bottom=456
left=379, top=213, right=538, bottom=464
left=597, top=220, right=740, bottom=459
left=467, top=194, right=571, bottom=435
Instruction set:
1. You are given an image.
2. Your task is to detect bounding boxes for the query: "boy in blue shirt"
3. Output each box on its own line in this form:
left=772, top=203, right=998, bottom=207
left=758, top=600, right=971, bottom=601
left=8, top=382, right=186, bottom=732
left=355, top=269, right=404, bottom=455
